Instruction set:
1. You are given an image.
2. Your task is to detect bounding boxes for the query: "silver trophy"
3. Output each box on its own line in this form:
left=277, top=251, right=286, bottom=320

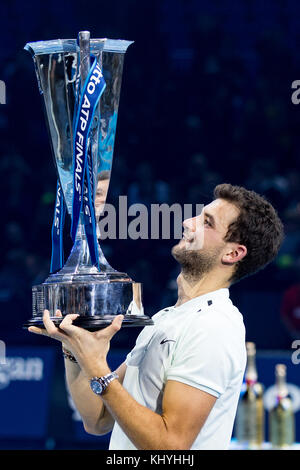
left=23, top=31, right=153, bottom=330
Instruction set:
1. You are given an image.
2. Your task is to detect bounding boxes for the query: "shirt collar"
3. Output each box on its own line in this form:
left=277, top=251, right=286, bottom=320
left=172, top=287, right=230, bottom=312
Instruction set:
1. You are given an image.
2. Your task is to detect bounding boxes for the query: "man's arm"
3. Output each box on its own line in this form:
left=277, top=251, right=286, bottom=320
left=95, top=377, right=217, bottom=449
left=65, top=358, right=127, bottom=435
left=29, top=311, right=216, bottom=449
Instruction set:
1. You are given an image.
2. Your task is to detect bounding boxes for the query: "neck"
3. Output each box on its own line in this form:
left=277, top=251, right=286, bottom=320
left=175, top=270, right=230, bottom=307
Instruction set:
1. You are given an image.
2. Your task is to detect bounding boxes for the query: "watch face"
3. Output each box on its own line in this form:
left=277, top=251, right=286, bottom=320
left=91, top=379, right=103, bottom=395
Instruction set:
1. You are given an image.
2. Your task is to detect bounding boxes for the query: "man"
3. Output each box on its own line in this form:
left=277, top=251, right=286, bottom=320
left=95, top=170, right=111, bottom=218
left=29, top=183, right=284, bottom=450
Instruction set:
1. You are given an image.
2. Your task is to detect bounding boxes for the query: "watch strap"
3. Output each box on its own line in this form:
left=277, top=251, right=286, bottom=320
left=91, top=371, right=119, bottom=395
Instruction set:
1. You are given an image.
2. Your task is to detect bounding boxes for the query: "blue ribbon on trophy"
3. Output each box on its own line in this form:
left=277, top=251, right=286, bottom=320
left=50, top=56, right=106, bottom=273
left=50, top=180, right=66, bottom=273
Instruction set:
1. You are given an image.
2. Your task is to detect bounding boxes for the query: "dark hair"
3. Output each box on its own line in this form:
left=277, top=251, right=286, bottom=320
left=213, top=183, right=285, bottom=285
left=97, top=170, right=111, bottom=182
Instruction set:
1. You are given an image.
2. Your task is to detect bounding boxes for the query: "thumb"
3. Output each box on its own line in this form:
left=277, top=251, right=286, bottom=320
left=100, top=315, right=124, bottom=339
left=58, top=314, right=80, bottom=336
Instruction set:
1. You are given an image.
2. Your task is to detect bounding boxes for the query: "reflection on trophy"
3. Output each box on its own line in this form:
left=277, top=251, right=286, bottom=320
left=95, top=171, right=111, bottom=217
left=23, top=31, right=153, bottom=330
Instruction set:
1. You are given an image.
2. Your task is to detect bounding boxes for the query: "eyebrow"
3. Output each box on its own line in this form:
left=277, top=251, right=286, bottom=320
left=204, top=211, right=216, bottom=227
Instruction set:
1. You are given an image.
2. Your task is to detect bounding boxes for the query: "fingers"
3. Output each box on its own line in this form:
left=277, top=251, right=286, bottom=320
left=28, top=310, right=78, bottom=343
left=97, top=315, right=124, bottom=339
left=29, top=312, right=124, bottom=343
left=28, top=310, right=62, bottom=335
left=28, top=326, right=49, bottom=336
left=58, top=314, right=80, bottom=335
left=42, top=309, right=67, bottom=341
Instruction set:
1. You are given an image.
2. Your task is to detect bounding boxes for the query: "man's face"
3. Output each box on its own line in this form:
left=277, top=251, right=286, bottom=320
left=95, top=178, right=110, bottom=218
left=172, top=198, right=240, bottom=279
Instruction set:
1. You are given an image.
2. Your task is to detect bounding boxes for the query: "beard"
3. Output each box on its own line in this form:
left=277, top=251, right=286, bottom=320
left=171, top=240, right=223, bottom=281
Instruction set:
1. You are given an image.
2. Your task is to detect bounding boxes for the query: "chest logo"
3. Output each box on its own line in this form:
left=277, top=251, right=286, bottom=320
left=160, top=338, right=176, bottom=345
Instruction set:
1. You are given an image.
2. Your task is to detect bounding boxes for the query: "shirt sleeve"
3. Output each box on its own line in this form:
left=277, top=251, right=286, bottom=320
left=165, top=315, right=233, bottom=398
left=125, top=350, right=132, bottom=365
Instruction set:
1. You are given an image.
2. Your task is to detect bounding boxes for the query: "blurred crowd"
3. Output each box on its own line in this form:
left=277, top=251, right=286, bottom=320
left=1, top=0, right=300, bottom=347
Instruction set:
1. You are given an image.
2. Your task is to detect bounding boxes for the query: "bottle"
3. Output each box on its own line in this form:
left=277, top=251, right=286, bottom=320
left=235, top=342, right=264, bottom=449
left=269, top=364, right=295, bottom=449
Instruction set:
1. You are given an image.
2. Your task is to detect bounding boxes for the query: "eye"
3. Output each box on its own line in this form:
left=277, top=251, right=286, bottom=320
left=204, top=219, right=212, bottom=227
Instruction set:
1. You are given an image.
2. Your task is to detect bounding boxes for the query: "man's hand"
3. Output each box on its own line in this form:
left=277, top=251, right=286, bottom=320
left=28, top=310, right=124, bottom=378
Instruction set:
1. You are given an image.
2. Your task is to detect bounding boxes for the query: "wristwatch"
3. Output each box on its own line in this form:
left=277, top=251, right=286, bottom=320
left=90, top=371, right=119, bottom=395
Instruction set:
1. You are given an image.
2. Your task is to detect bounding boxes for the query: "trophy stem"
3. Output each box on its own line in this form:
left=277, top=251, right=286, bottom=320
left=60, top=236, right=117, bottom=276
left=78, top=31, right=91, bottom=86
left=75, top=218, right=86, bottom=240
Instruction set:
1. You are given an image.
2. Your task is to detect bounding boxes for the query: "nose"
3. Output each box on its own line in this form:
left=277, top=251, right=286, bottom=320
left=183, top=209, right=204, bottom=231
left=183, top=216, right=198, bottom=231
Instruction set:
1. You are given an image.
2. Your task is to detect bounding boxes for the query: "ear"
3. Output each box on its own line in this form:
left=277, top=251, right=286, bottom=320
left=221, top=244, right=247, bottom=265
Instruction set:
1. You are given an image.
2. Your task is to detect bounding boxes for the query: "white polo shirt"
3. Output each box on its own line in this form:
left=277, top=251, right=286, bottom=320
left=109, top=287, right=246, bottom=450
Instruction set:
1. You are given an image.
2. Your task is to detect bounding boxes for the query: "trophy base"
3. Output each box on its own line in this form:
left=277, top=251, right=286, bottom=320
left=23, top=314, right=154, bottom=331
left=25, top=274, right=154, bottom=331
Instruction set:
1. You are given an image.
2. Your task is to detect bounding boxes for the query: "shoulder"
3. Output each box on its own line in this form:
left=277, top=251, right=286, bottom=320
left=166, top=303, right=246, bottom=393
left=182, top=300, right=244, bottom=334
left=176, top=302, right=246, bottom=361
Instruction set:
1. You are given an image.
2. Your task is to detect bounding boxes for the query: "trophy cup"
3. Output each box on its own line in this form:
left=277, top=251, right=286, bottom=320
left=23, top=31, right=153, bottom=330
